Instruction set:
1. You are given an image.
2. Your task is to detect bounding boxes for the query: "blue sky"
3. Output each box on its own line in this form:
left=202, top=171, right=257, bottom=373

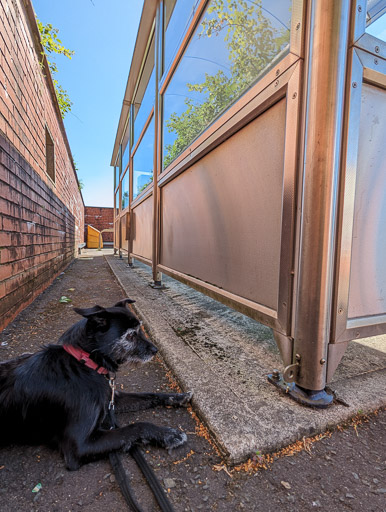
left=32, top=1, right=385, bottom=207
left=33, top=0, right=144, bottom=207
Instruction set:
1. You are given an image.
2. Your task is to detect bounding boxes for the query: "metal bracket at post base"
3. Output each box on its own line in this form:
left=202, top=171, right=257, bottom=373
left=267, top=369, right=334, bottom=409
left=149, top=281, right=168, bottom=290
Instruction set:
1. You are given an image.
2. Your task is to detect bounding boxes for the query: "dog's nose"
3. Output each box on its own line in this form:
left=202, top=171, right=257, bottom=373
left=150, top=344, right=158, bottom=355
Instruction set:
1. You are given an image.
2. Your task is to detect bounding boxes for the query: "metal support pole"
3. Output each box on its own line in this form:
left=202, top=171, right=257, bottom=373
left=293, top=0, right=350, bottom=391
left=128, top=104, right=135, bottom=265
left=151, top=2, right=165, bottom=290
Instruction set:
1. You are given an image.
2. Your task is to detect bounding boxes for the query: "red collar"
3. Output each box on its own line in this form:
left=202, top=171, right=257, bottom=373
left=63, top=344, right=109, bottom=375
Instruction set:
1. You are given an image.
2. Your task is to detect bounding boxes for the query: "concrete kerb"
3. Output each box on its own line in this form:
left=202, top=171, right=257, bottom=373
left=105, top=253, right=386, bottom=464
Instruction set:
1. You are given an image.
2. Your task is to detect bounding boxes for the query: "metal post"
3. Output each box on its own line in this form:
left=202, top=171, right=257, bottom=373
left=294, top=0, right=350, bottom=391
left=151, top=1, right=165, bottom=289
left=128, top=104, right=135, bottom=267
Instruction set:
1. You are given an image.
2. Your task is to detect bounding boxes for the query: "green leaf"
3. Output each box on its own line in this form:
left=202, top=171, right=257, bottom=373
left=36, top=17, right=74, bottom=118
left=59, top=296, right=72, bottom=303
left=163, top=0, right=290, bottom=168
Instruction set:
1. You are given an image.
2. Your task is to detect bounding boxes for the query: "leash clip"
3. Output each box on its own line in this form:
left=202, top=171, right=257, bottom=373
left=108, top=374, right=116, bottom=410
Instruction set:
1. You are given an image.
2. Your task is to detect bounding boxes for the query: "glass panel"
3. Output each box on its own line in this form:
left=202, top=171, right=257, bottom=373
left=164, top=0, right=201, bottom=75
left=133, top=36, right=155, bottom=149
left=121, top=170, right=129, bottom=210
left=114, top=166, right=119, bottom=191
left=115, top=190, right=120, bottom=215
left=366, top=3, right=386, bottom=41
left=162, top=0, right=292, bottom=169
left=366, top=0, right=386, bottom=24
left=118, top=146, right=122, bottom=177
left=122, top=118, right=130, bottom=172
left=133, top=117, right=155, bottom=199
left=134, top=68, right=155, bottom=148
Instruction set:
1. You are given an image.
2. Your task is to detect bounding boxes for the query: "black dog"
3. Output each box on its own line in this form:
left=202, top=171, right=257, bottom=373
left=0, top=299, right=191, bottom=470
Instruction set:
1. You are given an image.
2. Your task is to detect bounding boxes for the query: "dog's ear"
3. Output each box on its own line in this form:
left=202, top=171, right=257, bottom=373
left=114, top=298, right=136, bottom=308
left=73, top=305, right=106, bottom=317
left=73, top=306, right=110, bottom=332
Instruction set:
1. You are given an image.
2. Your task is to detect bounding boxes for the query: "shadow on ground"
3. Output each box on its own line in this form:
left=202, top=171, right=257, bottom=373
left=0, top=252, right=385, bottom=511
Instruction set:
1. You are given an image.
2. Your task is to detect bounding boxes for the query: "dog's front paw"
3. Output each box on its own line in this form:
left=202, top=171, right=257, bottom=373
left=166, top=391, right=193, bottom=407
left=159, top=427, right=187, bottom=450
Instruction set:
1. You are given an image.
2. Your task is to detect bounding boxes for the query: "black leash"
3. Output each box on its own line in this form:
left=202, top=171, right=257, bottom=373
left=109, top=447, right=143, bottom=512
left=107, top=376, right=175, bottom=512
left=130, top=445, right=175, bottom=512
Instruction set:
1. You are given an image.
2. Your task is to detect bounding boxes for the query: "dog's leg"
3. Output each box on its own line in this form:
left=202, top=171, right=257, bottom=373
left=61, top=422, right=187, bottom=470
left=115, top=391, right=193, bottom=413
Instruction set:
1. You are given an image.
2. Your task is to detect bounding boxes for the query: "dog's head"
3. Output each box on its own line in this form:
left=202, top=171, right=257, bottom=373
left=64, top=299, right=158, bottom=369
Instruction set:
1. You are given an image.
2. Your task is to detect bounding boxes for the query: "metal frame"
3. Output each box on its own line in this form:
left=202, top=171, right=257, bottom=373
left=157, top=60, right=302, bottom=334
left=158, top=53, right=300, bottom=188
left=154, top=0, right=305, bottom=310
left=130, top=108, right=155, bottom=203
left=111, top=0, right=386, bottom=395
left=158, top=0, right=305, bottom=183
left=120, top=167, right=130, bottom=212
left=114, top=147, right=122, bottom=253
left=333, top=47, right=386, bottom=344
left=120, top=22, right=157, bottom=258
left=113, top=0, right=305, bottom=368
left=326, top=0, right=386, bottom=383
left=152, top=3, right=163, bottom=284
left=351, top=0, right=386, bottom=51
left=159, top=0, right=209, bottom=96
left=292, top=0, right=351, bottom=391
left=131, top=193, right=154, bottom=262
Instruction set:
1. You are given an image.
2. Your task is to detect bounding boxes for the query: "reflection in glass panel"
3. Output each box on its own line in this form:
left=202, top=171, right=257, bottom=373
left=163, top=0, right=292, bottom=169
left=116, top=146, right=122, bottom=177
left=366, top=0, right=386, bottom=24
left=134, top=67, right=155, bottom=148
left=122, top=120, right=130, bottom=172
left=164, top=0, right=201, bottom=75
left=115, top=190, right=119, bottom=214
left=133, top=35, right=155, bottom=149
left=121, top=171, right=129, bottom=210
left=133, top=117, right=155, bottom=199
left=366, top=5, right=386, bottom=41
left=114, top=166, right=119, bottom=191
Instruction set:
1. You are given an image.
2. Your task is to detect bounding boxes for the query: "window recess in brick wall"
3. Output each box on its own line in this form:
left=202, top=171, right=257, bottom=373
left=45, top=126, right=56, bottom=182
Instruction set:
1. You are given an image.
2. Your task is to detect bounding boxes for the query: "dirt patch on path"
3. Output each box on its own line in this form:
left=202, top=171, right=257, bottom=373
left=0, top=253, right=385, bottom=511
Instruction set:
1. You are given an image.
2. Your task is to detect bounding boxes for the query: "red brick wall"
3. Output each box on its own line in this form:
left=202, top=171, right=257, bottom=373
left=85, top=206, right=114, bottom=245
left=0, top=0, right=84, bottom=331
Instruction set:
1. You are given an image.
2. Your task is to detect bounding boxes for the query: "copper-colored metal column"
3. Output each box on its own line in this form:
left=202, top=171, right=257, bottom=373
left=128, top=105, right=135, bottom=265
left=152, top=1, right=162, bottom=285
left=118, top=159, right=123, bottom=258
left=293, top=0, right=350, bottom=390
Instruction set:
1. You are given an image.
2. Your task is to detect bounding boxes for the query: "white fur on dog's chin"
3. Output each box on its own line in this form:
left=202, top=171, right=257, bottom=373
left=120, top=354, right=155, bottom=370
left=128, top=354, right=155, bottom=365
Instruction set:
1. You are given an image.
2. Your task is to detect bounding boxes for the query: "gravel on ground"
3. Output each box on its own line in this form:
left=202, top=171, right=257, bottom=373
left=0, top=253, right=385, bottom=512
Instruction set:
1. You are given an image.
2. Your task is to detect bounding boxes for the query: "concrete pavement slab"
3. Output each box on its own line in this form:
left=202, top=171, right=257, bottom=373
left=106, top=253, right=386, bottom=464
